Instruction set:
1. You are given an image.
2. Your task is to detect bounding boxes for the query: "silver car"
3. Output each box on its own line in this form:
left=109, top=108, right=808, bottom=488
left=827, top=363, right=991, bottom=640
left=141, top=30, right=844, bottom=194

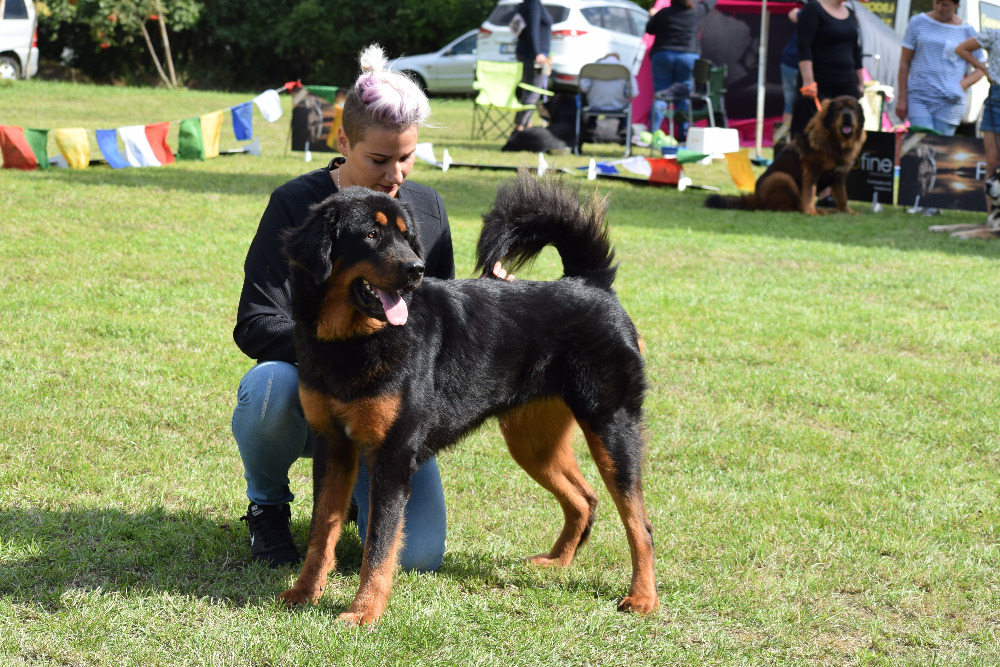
left=476, top=0, right=648, bottom=90
left=390, top=29, right=480, bottom=95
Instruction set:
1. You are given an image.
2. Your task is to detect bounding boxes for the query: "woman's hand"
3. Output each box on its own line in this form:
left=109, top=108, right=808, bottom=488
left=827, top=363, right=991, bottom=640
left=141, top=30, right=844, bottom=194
left=492, top=262, right=515, bottom=282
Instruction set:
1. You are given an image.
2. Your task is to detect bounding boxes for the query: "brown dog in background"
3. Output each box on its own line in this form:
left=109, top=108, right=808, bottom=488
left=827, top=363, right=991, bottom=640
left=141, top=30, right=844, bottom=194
left=705, top=96, right=867, bottom=215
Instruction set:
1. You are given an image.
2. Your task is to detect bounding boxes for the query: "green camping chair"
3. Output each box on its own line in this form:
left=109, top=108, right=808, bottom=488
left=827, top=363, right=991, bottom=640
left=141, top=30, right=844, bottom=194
left=471, top=60, right=553, bottom=140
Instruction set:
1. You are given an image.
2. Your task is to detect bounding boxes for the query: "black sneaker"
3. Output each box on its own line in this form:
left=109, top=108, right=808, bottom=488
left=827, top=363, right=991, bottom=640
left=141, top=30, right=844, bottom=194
left=240, top=503, right=301, bottom=568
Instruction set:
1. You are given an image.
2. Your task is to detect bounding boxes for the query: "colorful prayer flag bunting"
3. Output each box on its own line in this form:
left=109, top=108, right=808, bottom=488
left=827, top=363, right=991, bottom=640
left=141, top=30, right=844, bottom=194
left=95, top=129, right=130, bottom=169
left=0, top=126, right=49, bottom=170
left=231, top=102, right=253, bottom=141
left=724, top=149, right=756, bottom=192
left=253, top=89, right=283, bottom=122
left=53, top=128, right=91, bottom=169
left=200, top=111, right=223, bottom=159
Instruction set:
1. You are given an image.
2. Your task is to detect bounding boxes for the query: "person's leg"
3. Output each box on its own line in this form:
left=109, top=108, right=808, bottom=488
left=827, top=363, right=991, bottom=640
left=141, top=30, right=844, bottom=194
left=232, top=361, right=312, bottom=566
left=648, top=50, right=673, bottom=133
left=515, top=57, right=548, bottom=130
left=775, top=62, right=797, bottom=142
left=673, top=51, right=698, bottom=140
left=353, top=454, right=447, bottom=572
left=233, top=361, right=311, bottom=506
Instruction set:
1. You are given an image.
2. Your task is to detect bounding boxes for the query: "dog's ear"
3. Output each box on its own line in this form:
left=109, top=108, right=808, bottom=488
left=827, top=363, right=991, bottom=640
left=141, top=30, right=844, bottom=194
left=822, top=98, right=837, bottom=127
left=396, top=200, right=424, bottom=259
left=283, top=198, right=335, bottom=284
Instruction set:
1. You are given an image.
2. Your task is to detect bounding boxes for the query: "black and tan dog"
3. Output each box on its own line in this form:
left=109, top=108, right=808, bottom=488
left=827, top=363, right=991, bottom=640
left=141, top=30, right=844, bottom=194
left=705, top=95, right=867, bottom=215
left=279, top=172, right=658, bottom=625
left=928, top=166, right=1000, bottom=240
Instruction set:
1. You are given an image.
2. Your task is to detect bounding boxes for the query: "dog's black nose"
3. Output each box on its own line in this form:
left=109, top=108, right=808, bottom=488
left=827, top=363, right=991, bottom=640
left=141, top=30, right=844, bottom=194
left=404, top=260, right=425, bottom=285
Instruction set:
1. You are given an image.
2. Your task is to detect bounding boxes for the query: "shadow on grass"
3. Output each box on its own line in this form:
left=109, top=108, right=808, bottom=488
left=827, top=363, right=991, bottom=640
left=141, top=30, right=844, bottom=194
left=0, top=505, right=356, bottom=610
left=1, top=505, right=618, bottom=612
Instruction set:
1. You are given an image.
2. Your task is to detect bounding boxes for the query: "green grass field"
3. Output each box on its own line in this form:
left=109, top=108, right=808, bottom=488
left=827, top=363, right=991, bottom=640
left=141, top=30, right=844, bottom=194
left=2, top=80, right=1000, bottom=665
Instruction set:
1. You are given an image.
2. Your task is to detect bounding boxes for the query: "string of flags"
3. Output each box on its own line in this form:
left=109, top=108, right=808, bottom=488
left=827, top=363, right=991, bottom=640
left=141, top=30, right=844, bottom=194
left=0, top=83, right=295, bottom=171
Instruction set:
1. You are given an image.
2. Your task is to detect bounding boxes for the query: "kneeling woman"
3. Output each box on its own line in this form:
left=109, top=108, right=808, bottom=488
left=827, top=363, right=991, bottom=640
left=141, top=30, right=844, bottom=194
left=232, top=44, right=453, bottom=570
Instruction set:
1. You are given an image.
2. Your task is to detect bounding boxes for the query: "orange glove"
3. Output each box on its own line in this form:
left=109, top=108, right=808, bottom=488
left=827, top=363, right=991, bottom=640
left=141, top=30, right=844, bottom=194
left=799, top=82, right=821, bottom=110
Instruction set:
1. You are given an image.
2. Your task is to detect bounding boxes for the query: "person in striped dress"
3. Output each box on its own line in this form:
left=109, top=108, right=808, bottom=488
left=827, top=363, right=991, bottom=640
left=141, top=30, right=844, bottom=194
left=897, top=0, right=983, bottom=136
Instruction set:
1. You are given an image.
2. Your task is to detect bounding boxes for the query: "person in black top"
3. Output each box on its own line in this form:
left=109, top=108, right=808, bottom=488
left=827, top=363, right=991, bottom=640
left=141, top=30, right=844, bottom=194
left=232, top=44, right=453, bottom=570
left=645, top=0, right=717, bottom=139
left=790, top=0, right=864, bottom=137
left=514, top=0, right=554, bottom=130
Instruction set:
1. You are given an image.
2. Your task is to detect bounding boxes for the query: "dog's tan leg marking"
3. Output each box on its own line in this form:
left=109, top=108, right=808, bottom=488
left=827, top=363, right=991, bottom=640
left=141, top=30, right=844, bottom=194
left=500, top=397, right=599, bottom=567
left=338, top=513, right=405, bottom=626
left=279, top=389, right=359, bottom=607
left=579, top=423, right=659, bottom=616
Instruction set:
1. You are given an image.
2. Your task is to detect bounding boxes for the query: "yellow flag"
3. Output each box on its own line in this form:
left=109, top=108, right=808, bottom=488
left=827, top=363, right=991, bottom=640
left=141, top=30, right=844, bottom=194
left=200, top=110, right=224, bottom=159
left=725, top=149, right=756, bottom=192
left=53, top=128, right=91, bottom=169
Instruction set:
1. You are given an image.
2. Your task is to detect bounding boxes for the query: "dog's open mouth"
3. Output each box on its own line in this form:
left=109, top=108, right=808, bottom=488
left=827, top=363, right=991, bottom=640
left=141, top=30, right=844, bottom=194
left=354, top=278, right=409, bottom=326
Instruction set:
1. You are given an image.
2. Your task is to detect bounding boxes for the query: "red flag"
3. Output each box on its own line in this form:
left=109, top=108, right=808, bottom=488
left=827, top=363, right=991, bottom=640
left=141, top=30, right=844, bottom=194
left=647, top=157, right=681, bottom=185
left=144, top=122, right=175, bottom=165
left=0, top=125, right=47, bottom=170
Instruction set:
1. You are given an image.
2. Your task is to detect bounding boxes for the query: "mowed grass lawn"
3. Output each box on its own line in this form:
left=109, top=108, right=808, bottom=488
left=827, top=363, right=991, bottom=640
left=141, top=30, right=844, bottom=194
left=2, top=80, right=1000, bottom=665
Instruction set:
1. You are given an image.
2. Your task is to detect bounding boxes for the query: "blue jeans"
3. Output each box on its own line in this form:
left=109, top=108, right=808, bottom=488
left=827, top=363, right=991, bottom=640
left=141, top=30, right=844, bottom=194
left=780, top=63, right=798, bottom=116
left=232, top=361, right=447, bottom=572
left=649, top=49, right=698, bottom=136
left=982, top=87, right=1000, bottom=134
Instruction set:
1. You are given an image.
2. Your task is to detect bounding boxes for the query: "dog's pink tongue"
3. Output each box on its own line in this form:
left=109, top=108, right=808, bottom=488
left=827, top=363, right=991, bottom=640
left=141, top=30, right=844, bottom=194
left=842, top=126, right=853, bottom=135
left=376, top=288, right=408, bottom=325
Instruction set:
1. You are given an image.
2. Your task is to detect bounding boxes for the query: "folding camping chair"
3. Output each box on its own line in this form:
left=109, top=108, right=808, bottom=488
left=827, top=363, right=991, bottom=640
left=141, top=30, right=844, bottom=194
left=471, top=60, right=553, bottom=140
left=655, top=58, right=728, bottom=143
left=574, top=61, right=635, bottom=157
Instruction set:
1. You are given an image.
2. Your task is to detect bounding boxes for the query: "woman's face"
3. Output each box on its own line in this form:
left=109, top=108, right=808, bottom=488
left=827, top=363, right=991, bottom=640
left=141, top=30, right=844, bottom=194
left=337, top=124, right=419, bottom=199
left=935, top=0, right=959, bottom=17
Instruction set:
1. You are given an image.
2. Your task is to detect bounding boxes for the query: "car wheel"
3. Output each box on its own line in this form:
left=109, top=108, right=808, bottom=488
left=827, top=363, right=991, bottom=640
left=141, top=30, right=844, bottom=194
left=0, top=56, right=21, bottom=80
left=401, top=71, right=428, bottom=94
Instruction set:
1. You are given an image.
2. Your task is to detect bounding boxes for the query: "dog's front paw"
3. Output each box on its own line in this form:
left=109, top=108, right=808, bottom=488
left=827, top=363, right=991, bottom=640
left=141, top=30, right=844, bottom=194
left=337, top=608, right=383, bottom=626
left=617, top=591, right=660, bottom=615
left=928, top=225, right=948, bottom=233
left=278, top=586, right=323, bottom=606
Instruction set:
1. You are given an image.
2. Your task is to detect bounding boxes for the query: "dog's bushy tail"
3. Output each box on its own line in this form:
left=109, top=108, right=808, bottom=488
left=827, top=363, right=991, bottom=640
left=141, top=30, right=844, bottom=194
left=704, top=193, right=754, bottom=210
left=476, top=170, right=617, bottom=290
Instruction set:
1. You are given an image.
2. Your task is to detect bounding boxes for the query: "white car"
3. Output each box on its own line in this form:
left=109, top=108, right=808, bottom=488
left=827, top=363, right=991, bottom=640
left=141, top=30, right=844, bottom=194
left=0, top=0, right=39, bottom=79
left=476, top=0, right=648, bottom=90
left=390, top=29, right=480, bottom=95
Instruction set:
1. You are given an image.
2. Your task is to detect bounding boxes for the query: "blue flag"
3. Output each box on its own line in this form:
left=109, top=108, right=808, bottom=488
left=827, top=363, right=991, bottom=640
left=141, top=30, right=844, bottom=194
left=231, top=102, right=253, bottom=141
left=95, top=129, right=129, bottom=169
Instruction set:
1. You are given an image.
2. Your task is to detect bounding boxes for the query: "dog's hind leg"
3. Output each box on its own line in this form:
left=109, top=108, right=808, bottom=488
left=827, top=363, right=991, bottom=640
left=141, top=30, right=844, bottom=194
left=580, top=418, right=659, bottom=615
left=499, top=397, right=600, bottom=567
left=279, top=425, right=359, bottom=607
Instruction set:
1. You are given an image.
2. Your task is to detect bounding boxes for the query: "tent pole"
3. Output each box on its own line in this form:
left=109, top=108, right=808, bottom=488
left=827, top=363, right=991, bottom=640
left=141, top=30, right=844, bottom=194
left=756, top=0, right=770, bottom=159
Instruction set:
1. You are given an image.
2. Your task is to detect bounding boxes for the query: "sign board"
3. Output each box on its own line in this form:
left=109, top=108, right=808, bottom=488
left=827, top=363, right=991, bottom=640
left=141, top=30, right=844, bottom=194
left=897, top=134, right=987, bottom=212
left=846, top=131, right=896, bottom=206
